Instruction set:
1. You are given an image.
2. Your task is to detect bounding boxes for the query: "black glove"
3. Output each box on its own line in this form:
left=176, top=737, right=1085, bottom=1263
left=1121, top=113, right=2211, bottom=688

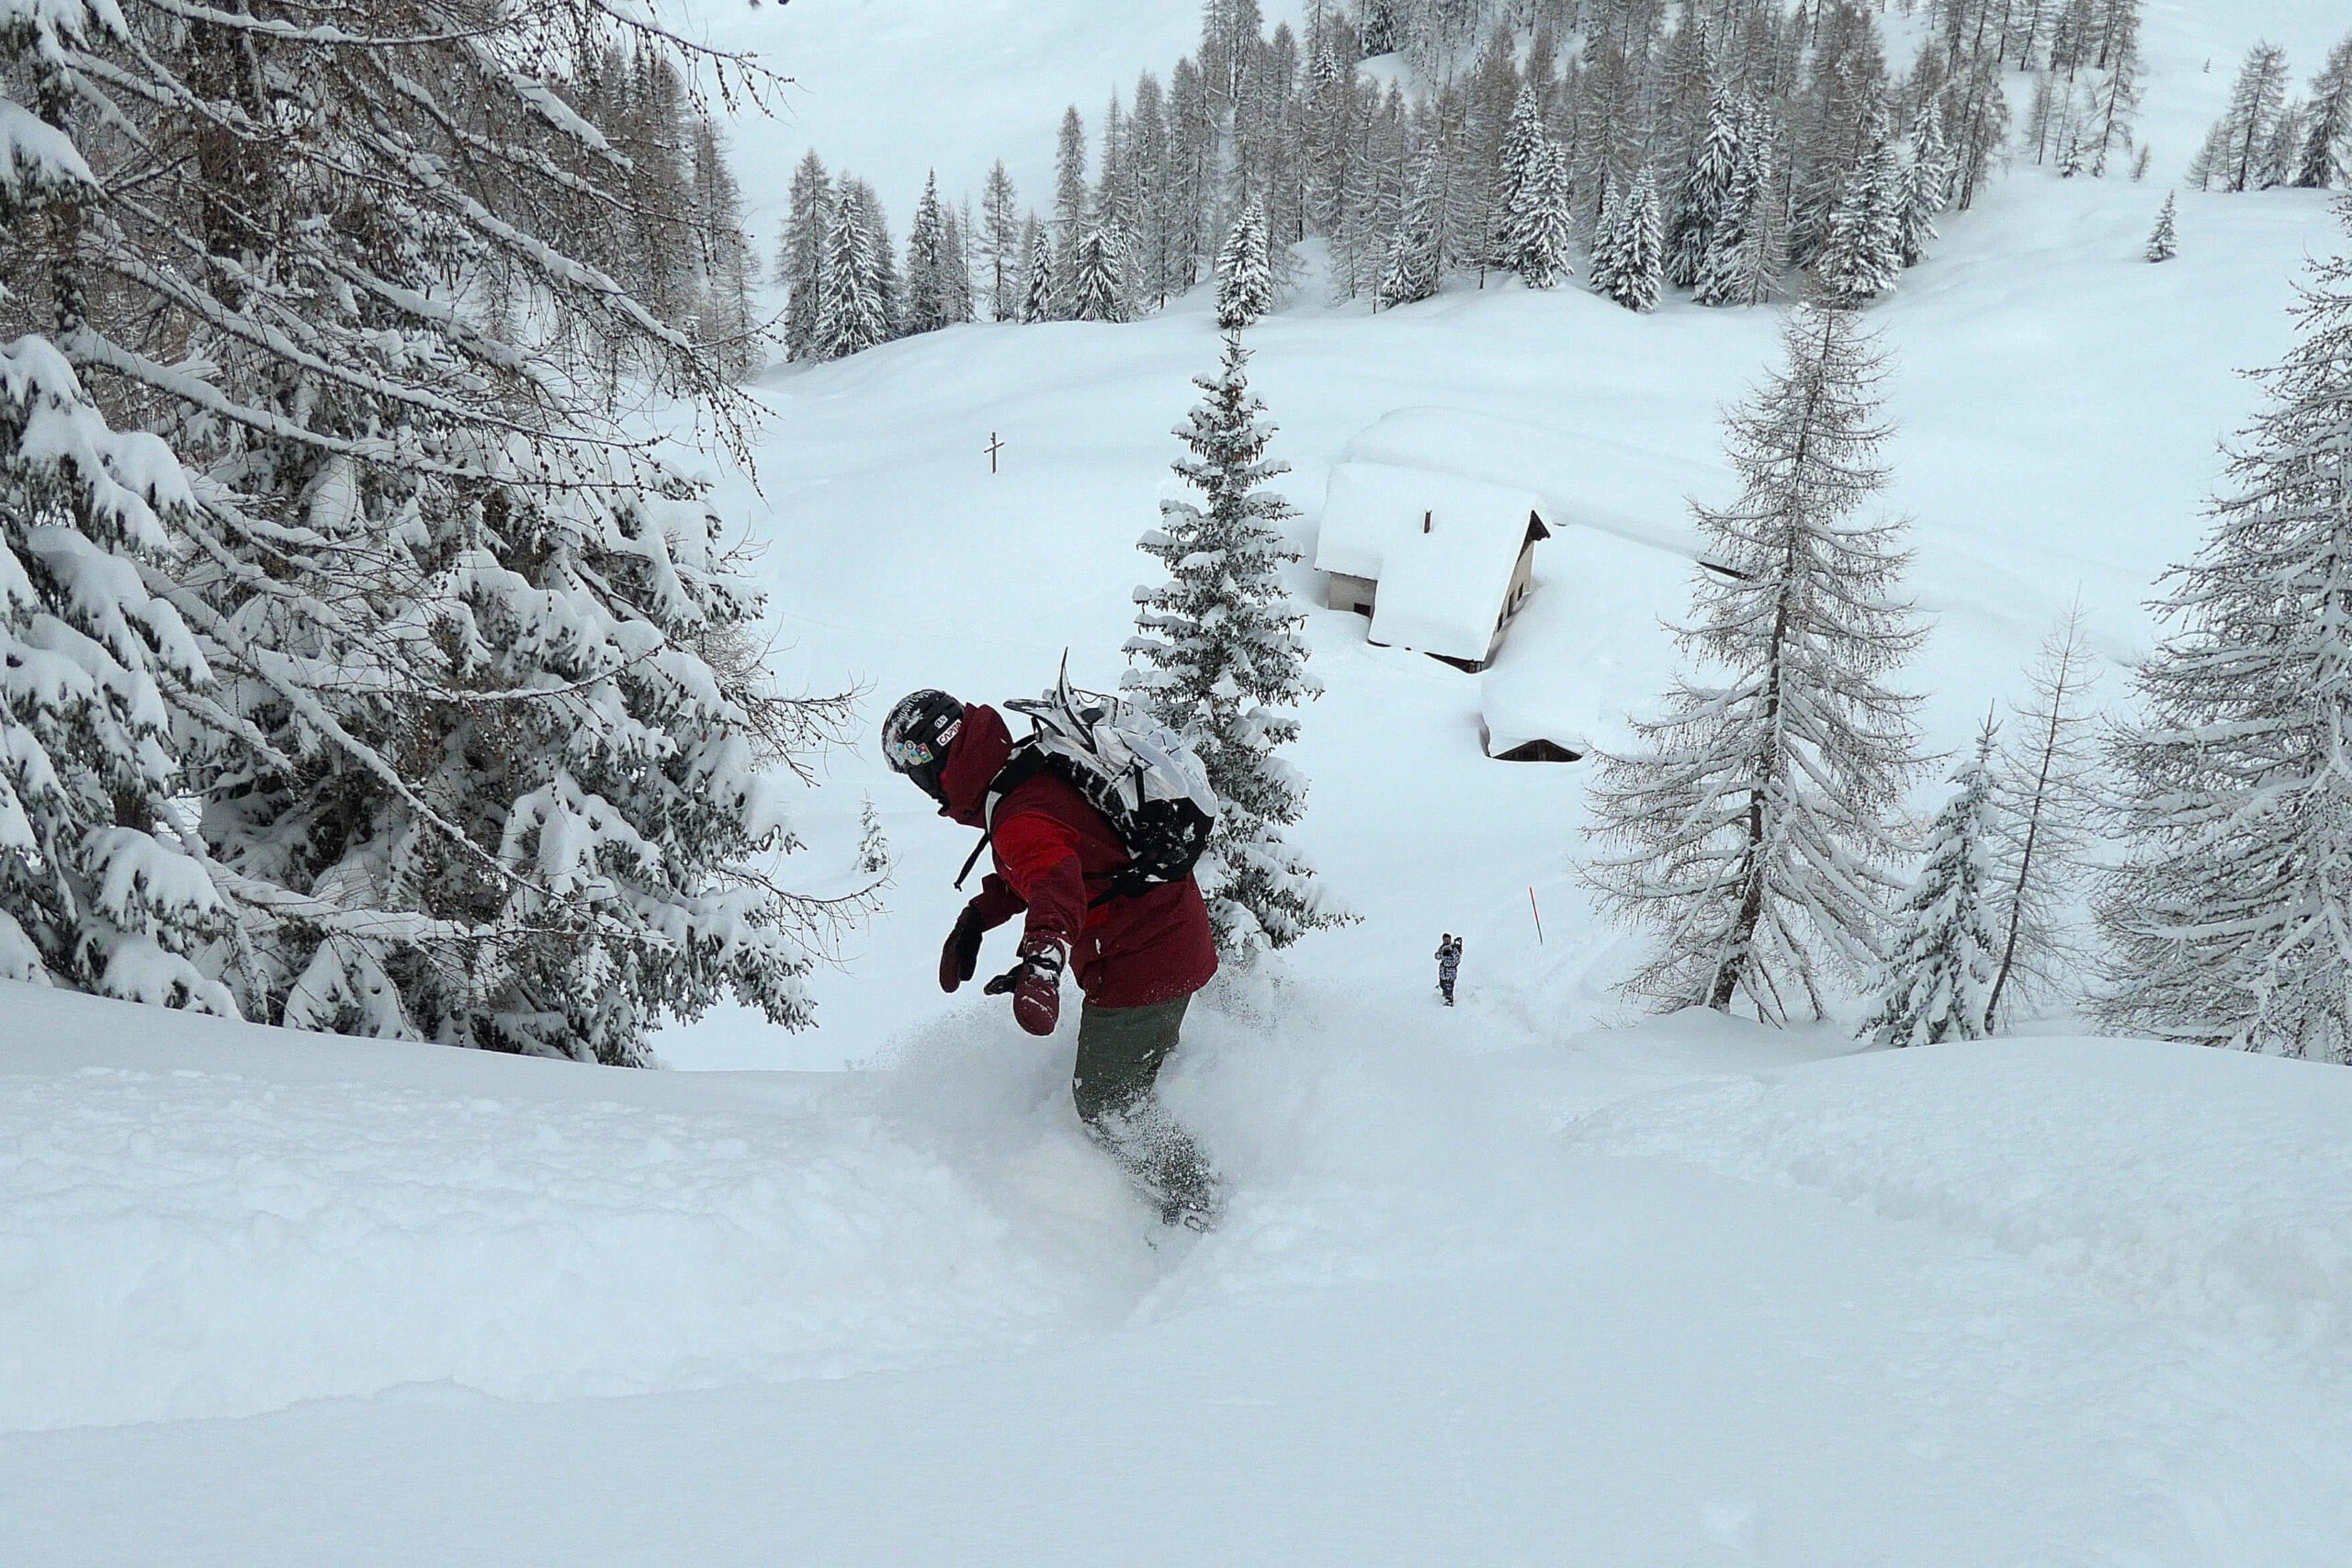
left=983, top=934, right=1069, bottom=1036
left=939, top=905, right=986, bottom=993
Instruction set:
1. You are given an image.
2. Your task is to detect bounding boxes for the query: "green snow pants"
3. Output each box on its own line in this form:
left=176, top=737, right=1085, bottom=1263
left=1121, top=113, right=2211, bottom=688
left=1073, top=995, right=1217, bottom=1224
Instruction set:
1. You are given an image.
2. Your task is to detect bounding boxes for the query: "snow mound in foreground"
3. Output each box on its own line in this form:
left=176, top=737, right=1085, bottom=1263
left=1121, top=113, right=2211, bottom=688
left=0, top=977, right=1566, bottom=1433
left=0, top=986, right=1137, bottom=1433
left=6, top=980, right=2348, bottom=1438
left=1565, top=1034, right=2352, bottom=1365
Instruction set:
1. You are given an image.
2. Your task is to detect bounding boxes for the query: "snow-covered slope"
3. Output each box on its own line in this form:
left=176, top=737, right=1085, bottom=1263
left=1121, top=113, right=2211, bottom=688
left=7, top=983, right=2352, bottom=1563
left=12, top=3, right=2352, bottom=1562
left=680, top=169, right=2342, bottom=1065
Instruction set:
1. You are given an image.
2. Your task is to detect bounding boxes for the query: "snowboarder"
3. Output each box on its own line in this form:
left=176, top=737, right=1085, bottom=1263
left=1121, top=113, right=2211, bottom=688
left=883, top=689, right=1223, bottom=1230
left=1436, top=934, right=1464, bottom=1006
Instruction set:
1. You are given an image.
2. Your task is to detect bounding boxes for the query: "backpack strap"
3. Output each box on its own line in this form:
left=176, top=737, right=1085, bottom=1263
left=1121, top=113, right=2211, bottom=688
left=952, top=742, right=1053, bottom=892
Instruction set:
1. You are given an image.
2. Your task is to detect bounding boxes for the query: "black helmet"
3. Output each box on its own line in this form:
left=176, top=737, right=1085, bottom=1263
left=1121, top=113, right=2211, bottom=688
left=882, top=689, right=966, bottom=802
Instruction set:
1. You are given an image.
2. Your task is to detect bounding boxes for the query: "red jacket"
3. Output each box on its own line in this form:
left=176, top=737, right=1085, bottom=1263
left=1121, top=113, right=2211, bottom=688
left=939, top=705, right=1217, bottom=1010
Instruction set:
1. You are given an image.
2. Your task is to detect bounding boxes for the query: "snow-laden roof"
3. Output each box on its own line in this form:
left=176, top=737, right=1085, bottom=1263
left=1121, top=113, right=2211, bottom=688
left=1316, top=461, right=1547, bottom=664
left=1342, top=406, right=1728, bottom=562
left=1480, top=523, right=1695, bottom=757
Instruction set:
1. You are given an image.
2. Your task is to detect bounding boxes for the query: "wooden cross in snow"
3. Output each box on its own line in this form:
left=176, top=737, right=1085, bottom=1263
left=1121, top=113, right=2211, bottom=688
left=985, top=432, right=1004, bottom=475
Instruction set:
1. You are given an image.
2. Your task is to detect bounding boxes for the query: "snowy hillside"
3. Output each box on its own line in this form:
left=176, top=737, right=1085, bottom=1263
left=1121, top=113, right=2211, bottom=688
left=669, top=5, right=2350, bottom=1064
left=12, top=0, right=2352, bottom=1562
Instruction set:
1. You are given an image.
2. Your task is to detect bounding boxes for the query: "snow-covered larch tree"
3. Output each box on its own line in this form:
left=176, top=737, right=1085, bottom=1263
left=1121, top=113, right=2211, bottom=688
left=1860, top=719, right=2003, bottom=1047
left=1051, top=105, right=1091, bottom=306
left=2189, top=42, right=2291, bottom=193
left=2146, top=192, right=2179, bottom=262
left=2298, top=36, right=2352, bottom=190
left=1124, top=331, right=1340, bottom=955
left=1215, top=199, right=1275, bottom=329
left=1984, top=607, right=2103, bottom=1031
left=684, top=116, right=761, bottom=379
left=980, top=161, right=1023, bottom=321
left=779, top=151, right=834, bottom=362
left=1583, top=303, right=1925, bottom=1020
left=2098, top=208, right=2352, bottom=1061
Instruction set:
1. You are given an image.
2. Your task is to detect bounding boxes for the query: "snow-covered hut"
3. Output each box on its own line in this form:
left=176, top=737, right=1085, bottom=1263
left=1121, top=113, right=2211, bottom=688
left=1476, top=523, right=1696, bottom=762
left=1315, top=461, right=1552, bottom=671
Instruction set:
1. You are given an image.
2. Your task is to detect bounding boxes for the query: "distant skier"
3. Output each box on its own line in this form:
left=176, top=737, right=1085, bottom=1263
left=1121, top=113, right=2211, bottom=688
left=882, top=689, right=1222, bottom=1231
left=1436, top=934, right=1464, bottom=1006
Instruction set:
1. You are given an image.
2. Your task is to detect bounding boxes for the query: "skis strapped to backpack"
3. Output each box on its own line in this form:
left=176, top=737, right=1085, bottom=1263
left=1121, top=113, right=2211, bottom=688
left=955, top=661, right=1219, bottom=905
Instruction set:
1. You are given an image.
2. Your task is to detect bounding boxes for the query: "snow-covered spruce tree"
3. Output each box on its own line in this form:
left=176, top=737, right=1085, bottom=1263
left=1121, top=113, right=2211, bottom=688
left=1514, top=141, right=1576, bottom=289
left=1667, top=89, right=1746, bottom=291
left=1068, top=222, right=1132, bottom=323
left=2146, top=192, right=2178, bottom=262
left=8, top=2, right=865, bottom=1059
left=1583, top=303, right=1925, bottom=1021
left=1896, top=106, right=1951, bottom=269
left=1694, top=130, right=1780, bottom=309
left=842, top=178, right=901, bottom=332
left=817, top=189, right=893, bottom=358
left=780, top=151, right=834, bottom=362
left=1125, top=331, right=1339, bottom=955
left=1587, top=180, right=1626, bottom=303
left=1985, top=607, right=2103, bottom=1032
left=1376, top=145, right=1445, bottom=310
left=942, top=199, right=978, bottom=325
left=1593, top=171, right=1663, bottom=312
left=1860, top=719, right=2002, bottom=1048
left=1216, top=199, right=1275, bottom=329
left=1815, top=141, right=1905, bottom=307
left=0, top=336, right=233, bottom=1012
left=1020, top=224, right=1057, bottom=324
left=2098, top=213, right=2352, bottom=1061
left=1491, top=84, right=1550, bottom=273
left=901, top=173, right=953, bottom=336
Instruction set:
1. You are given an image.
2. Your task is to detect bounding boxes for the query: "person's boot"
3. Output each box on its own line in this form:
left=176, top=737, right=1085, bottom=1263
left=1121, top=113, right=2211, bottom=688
left=1158, top=1156, right=1223, bottom=1232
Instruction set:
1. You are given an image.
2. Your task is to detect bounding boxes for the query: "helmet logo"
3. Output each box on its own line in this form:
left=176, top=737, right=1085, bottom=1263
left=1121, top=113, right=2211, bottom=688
left=885, top=717, right=960, bottom=773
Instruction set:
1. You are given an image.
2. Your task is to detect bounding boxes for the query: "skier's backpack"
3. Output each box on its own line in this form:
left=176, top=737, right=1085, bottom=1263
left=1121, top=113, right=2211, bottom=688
left=958, top=663, right=1219, bottom=904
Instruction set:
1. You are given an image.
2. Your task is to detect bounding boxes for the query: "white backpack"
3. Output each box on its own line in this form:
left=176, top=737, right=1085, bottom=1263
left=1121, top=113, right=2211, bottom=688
left=963, top=663, right=1220, bottom=903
